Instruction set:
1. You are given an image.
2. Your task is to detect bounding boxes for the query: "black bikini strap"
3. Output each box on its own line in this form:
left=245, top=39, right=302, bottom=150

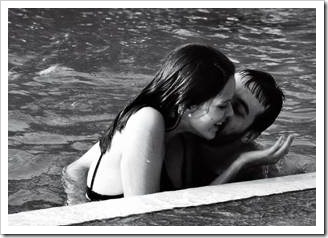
left=90, top=152, right=105, bottom=190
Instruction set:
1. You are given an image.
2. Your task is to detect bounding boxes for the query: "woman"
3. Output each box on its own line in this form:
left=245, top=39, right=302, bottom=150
left=63, top=43, right=235, bottom=202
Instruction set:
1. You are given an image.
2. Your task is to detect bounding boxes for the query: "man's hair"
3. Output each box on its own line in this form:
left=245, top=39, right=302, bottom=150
left=240, top=69, right=285, bottom=134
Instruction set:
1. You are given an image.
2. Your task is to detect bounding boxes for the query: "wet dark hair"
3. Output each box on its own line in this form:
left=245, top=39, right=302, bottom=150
left=240, top=69, right=285, bottom=133
left=99, top=44, right=235, bottom=154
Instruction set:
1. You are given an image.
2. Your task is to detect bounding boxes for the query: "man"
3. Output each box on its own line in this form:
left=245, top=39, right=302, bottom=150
left=183, top=69, right=294, bottom=187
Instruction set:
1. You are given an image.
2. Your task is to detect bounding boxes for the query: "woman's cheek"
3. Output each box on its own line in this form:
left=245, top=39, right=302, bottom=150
left=216, top=108, right=226, bottom=121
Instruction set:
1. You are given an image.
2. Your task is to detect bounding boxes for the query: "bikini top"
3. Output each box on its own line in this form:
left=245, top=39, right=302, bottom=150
left=88, top=134, right=191, bottom=197
left=88, top=152, right=104, bottom=192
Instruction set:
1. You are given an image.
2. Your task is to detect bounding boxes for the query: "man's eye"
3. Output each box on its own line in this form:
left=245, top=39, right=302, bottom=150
left=232, top=101, right=238, bottom=110
left=233, top=103, right=245, bottom=116
left=217, top=104, right=227, bottom=109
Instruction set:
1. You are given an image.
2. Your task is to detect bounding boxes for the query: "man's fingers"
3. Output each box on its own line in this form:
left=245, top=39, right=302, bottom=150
left=251, top=136, right=284, bottom=159
left=265, top=136, right=284, bottom=154
left=273, top=134, right=295, bottom=157
left=244, top=134, right=295, bottom=165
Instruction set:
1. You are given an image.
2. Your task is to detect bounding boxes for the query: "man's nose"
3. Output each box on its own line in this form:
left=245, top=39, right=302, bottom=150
left=226, top=102, right=233, bottom=118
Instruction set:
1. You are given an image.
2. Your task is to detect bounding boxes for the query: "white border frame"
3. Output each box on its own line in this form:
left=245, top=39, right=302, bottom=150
left=1, top=1, right=324, bottom=234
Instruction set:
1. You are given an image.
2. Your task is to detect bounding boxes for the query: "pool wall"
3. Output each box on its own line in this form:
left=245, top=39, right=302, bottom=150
left=6, top=172, right=316, bottom=232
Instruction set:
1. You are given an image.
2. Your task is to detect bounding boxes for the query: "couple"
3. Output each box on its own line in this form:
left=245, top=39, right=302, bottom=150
left=63, top=44, right=294, bottom=204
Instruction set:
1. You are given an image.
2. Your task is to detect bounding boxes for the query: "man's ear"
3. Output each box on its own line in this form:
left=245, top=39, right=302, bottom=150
left=241, top=131, right=260, bottom=143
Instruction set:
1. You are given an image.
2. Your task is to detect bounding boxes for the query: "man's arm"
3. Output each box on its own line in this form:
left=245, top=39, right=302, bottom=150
left=210, top=135, right=294, bottom=185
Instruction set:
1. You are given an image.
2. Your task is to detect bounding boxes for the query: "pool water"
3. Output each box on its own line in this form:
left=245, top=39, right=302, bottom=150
left=8, top=8, right=316, bottom=213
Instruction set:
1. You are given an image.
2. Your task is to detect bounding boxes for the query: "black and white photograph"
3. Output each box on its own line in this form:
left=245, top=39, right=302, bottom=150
left=2, top=0, right=324, bottom=234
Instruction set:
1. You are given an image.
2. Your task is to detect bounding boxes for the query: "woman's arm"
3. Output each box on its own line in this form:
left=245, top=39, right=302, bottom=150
left=120, top=107, right=166, bottom=196
left=210, top=134, right=295, bottom=185
left=62, top=142, right=101, bottom=204
left=65, top=142, right=101, bottom=182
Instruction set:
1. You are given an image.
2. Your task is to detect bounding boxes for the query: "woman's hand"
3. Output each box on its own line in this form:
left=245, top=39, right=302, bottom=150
left=238, top=134, right=295, bottom=167
left=62, top=164, right=89, bottom=205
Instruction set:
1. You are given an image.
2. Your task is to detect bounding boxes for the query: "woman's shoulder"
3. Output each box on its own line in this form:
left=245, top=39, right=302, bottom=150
left=125, top=106, right=165, bottom=132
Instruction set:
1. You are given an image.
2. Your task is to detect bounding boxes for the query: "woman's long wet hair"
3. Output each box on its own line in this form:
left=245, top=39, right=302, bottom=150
left=99, top=43, right=235, bottom=154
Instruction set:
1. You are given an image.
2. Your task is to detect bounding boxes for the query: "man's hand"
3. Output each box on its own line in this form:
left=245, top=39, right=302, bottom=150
left=238, top=134, right=295, bottom=166
left=210, top=134, right=295, bottom=185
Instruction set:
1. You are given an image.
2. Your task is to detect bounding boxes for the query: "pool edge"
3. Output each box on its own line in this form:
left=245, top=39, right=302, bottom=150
left=8, top=172, right=316, bottom=226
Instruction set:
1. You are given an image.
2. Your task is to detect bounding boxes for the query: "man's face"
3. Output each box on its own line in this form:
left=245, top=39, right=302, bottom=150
left=217, top=72, right=266, bottom=139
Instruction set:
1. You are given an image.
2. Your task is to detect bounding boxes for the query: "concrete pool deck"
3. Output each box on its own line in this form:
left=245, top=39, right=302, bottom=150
left=77, top=188, right=316, bottom=226
left=7, top=172, right=316, bottom=230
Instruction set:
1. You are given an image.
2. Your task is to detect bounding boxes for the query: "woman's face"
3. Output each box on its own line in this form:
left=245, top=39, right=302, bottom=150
left=186, top=76, right=235, bottom=140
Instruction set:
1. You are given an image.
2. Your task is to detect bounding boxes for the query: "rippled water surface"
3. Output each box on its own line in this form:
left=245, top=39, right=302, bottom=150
left=8, top=8, right=316, bottom=213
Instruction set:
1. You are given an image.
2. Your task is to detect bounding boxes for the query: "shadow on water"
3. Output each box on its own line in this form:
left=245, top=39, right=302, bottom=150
left=8, top=8, right=316, bottom=213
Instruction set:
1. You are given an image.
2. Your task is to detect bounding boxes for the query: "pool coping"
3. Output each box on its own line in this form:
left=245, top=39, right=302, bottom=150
left=7, top=172, right=316, bottom=228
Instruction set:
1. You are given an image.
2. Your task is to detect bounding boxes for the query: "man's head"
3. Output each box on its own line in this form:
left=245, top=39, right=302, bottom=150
left=216, top=69, right=285, bottom=143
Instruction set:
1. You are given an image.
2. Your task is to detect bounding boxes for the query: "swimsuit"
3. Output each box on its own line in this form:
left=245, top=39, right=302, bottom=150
left=86, top=153, right=123, bottom=201
left=86, top=187, right=123, bottom=201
